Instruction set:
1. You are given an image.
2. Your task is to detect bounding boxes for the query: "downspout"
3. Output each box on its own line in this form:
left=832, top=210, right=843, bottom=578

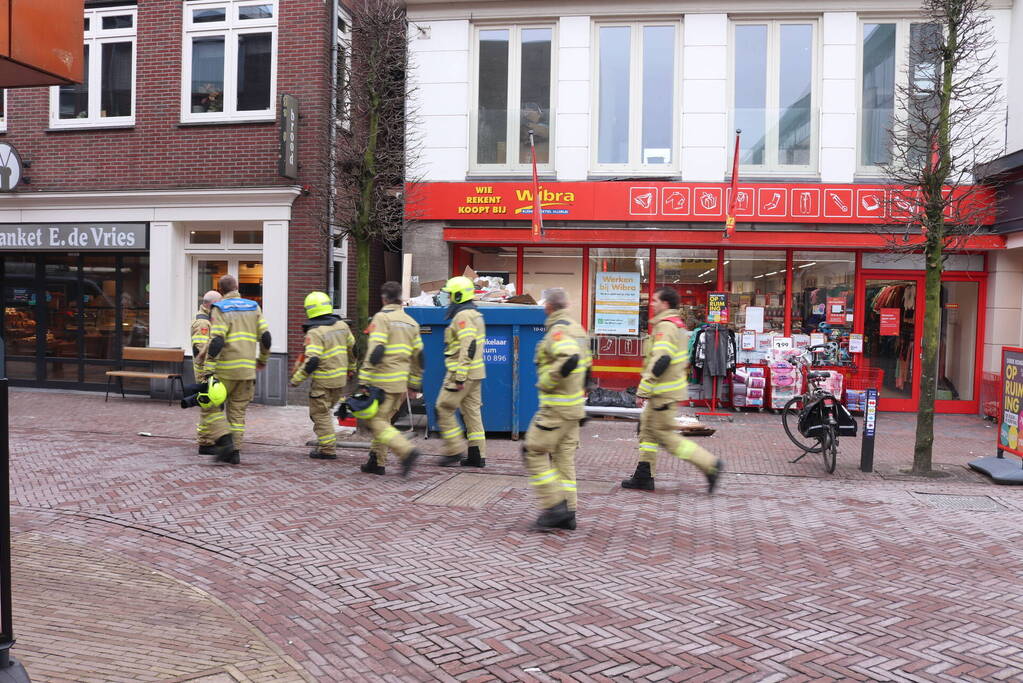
left=326, top=0, right=339, bottom=307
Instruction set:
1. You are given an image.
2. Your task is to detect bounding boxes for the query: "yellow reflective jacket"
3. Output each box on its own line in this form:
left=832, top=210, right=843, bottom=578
left=190, top=306, right=213, bottom=380
left=535, top=309, right=591, bottom=420
left=637, top=308, right=689, bottom=400
left=205, top=291, right=270, bottom=381
left=443, top=304, right=486, bottom=382
left=358, top=304, right=424, bottom=393
left=291, top=315, right=355, bottom=388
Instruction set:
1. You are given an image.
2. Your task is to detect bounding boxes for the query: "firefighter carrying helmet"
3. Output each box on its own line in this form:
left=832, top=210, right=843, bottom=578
left=196, top=377, right=228, bottom=408
left=347, top=386, right=384, bottom=420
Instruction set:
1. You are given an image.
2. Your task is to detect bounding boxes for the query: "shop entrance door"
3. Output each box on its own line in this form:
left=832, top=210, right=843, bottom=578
left=861, top=276, right=924, bottom=412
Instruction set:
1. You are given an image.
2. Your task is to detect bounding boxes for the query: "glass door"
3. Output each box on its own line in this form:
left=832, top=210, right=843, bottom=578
left=862, top=276, right=923, bottom=411
left=192, top=256, right=264, bottom=311
left=935, top=279, right=980, bottom=413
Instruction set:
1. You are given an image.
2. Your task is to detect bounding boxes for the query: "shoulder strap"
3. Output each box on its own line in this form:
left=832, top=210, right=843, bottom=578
left=194, top=312, right=210, bottom=321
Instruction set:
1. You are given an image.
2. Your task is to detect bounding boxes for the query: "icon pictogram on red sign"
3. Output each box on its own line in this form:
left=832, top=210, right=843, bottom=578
left=856, top=189, right=886, bottom=218
left=757, top=188, right=787, bottom=216
left=726, top=188, right=755, bottom=216
left=790, top=188, right=820, bottom=217
left=823, top=189, right=854, bottom=218
left=629, top=187, right=658, bottom=216
left=693, top=187, right=723, bottom=216
left=661, top=187, right=691, bottom=215
left=889, top=188, right=921, bottom=218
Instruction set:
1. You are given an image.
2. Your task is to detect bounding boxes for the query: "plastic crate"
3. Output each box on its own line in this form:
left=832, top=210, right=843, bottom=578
left=845, top=367, right=884, bottom=413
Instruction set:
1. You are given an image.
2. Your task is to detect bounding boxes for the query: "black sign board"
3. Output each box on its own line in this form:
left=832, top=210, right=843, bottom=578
left=279, top=94, right=299, bottom=179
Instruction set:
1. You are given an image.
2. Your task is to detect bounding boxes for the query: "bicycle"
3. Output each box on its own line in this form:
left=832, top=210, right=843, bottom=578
left=779, top=346, right=856, bottom=473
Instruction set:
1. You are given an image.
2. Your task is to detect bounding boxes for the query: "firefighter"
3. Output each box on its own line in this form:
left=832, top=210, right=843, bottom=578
left=621, top=286, right=723, bottom=493
left=290, top=291, right=355, bottom=460
left=435, top=276, right=487, bottom=467
left=191, top=289, right=222, bottom=455
left=203, top=274, right=271, bottom=464
left=522, top=288, right=591, bottom=531
left=356, top=281, right=423, bottom=477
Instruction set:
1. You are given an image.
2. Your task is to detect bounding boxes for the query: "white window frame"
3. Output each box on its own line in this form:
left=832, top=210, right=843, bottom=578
left=0, top=90, right=6, bottom=133
left=590, top=20, right=682, bottom=175
left=728, top=19, right=819, bottom=175
left=335, top=3, right=352, bottom=131
left=856, top=18, right=926, bottom=176
left=181, top=0, right=278, bottom=123
left=469, top=23, right=557, bottom=175
left=332, top=243, right=349, bottom=313
left=49, top=6, right=137, bottom=129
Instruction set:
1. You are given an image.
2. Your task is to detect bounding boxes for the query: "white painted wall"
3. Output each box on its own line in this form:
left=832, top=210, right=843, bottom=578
left=556, top=16, right=591, bottom=180
left=408, top=19, right=471, bottom=181
left=819, top=12, right=857, bottom=183
left=1004, top=3, right=1023, bottom=153
left=985, top=247, right=1023, bottom=374
left=681, top=14, right=728, bottom=182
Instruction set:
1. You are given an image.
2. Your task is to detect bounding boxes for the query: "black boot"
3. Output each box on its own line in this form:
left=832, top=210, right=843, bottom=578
left=533, top=501, right=574, bottom=530
left=554, top=511, right=577, bottom=530
left=360, top=453, right=385, bottom=475
left=705, top=457, right=724, bottom=494
left=621, top=462, right=655, bottom=491
left=461, top=445, right=486, bottom=468
left=227, top=450, right=240, bottom=465
left=401, top=449, right=421, bottom=478
left=438, top=455, right=462, bottom=467
left=309, top=449, right=338, bottom=460
left=198, top=444, right=217, bottom=456
left=211, top=434, right=235, bottom=463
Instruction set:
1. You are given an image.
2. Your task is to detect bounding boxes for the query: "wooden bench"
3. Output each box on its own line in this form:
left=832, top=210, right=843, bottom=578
left=105, top=347, right=185, bottom=404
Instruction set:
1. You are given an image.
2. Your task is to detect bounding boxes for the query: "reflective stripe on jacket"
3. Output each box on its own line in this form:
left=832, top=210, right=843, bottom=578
left=205, top=291, right=270, bottom=381
left=291, top=316, right=355, bottom=388
left=637, top=308, right=689, bottom=400
left=443, top=306, right=486, bottom=381
left=358, top=304, right=424, bottom=393
left=190, top=307, right=212, bottom=379
left=534, top=310, right=591, bottom=420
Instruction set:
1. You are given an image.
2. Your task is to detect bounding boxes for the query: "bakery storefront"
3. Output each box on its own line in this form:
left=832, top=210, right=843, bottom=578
left=1, top=223, right=150, bottom=389
left=409, top=181, right=1003, bottom=413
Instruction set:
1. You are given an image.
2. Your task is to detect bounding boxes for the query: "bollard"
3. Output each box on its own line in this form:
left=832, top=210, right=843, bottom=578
left=859, top=387, right=878, bottom=473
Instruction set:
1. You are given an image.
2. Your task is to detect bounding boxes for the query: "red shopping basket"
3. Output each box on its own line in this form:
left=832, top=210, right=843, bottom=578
left=844, top=367, right=884, bottom=413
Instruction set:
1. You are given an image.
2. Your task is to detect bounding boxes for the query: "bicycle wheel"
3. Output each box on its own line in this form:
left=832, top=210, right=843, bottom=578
left=820, top=424, right=837, bottom=473
left=782, top=396, right=823, bottom=453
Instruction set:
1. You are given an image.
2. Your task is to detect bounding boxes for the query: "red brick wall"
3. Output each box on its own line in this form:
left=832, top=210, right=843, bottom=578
left=3, top=0, right=351, bottom=364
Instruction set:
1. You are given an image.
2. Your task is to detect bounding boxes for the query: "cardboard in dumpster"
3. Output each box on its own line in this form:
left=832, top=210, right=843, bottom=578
left=462, top=266, right=477, bottom=280
left=506, top=293, right=537, bottom=305
left=418, top=279, right=446, bottom=293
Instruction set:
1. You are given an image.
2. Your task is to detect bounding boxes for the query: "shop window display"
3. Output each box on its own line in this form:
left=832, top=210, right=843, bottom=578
left=791, top=251, right=855, bottom=350
left=589, top=248, right=649, bottom=379
left=654, top=249, right=716, bottom=329
left=724, top=250, right=786, bottom=332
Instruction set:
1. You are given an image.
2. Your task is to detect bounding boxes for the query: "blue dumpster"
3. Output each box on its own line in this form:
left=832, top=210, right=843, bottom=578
left=406, top=305, right=548, bottom=437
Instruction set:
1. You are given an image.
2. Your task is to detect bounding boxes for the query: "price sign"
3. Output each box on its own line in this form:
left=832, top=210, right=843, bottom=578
left=772, top=337, right=793, bottom=351
left=849, top=333, right=864, bottom=354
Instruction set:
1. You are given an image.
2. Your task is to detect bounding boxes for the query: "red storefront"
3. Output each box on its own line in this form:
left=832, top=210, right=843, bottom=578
left=410, top=181, right=1003, bottom=413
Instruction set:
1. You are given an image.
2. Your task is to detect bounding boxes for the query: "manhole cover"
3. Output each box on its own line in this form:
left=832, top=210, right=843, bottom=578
left=415, top=472, right=613, bottom=509
left=911, top=492, right=1007, bottom=511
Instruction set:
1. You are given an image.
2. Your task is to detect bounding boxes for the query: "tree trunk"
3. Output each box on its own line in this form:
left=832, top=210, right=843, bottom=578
left=912, top=237, right=943, bottom=474
left=356, top=236, right=371, bottom=335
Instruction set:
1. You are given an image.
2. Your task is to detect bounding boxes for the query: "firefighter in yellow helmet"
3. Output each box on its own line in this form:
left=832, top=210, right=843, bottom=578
left=191, top=289, right=222, bottom=455
left=434, top=276, right=488, bottom=467
left=621, top=286, right=723, bottom=493
left=356, top=281, right=424, bottom=477
left=290, top=291, right=356, bottom=460
left=522, top=288, right=591, bottom=531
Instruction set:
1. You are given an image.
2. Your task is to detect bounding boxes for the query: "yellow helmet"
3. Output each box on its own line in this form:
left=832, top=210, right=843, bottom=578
left=442, top=276, right=476, bottom=304
left=347, top=386, right=383, bottom=419
left=197, top=377, right=227, bottom=408
left=304, top=291, right=333, bottom=319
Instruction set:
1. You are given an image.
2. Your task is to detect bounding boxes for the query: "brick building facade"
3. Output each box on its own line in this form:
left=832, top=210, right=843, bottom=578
left=0, top=0, right=374, bottom=404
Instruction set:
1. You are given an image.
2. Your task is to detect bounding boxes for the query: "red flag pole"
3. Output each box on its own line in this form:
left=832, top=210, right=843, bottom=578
left=529, top=129, right=544, bottom=240
left=724, top=129, right=741, bottom=240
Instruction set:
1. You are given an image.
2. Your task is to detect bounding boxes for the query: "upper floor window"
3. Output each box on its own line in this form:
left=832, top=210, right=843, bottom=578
left=859, top=20, right=940, bottom=172
left=593, top=22, right=679, bottom=172
left=50, top=6, right=136, bottom=128
left=335, top=3, right=352, bottom=130
left=472, top=25, right=554, bottom=172
left=182, top=0, right=277, bottom=123
left=732, top=20, right=817, bottom=172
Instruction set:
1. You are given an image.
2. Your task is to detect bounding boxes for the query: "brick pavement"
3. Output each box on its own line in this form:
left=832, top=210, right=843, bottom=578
left=7, top=389, right=1023, bottom=681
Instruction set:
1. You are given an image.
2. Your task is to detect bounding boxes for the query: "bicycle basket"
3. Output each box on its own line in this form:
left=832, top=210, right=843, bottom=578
left=798, top=396, right=858, bottom=438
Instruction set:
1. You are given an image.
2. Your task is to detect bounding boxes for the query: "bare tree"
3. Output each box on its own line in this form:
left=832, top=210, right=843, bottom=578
left=321, top=0, right=421, bottom=336
left=876, top=0, right=1002, bottom=474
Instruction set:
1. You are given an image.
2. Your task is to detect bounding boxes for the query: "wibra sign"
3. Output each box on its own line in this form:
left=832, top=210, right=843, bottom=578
left=406, top=181, right=994, bottom=225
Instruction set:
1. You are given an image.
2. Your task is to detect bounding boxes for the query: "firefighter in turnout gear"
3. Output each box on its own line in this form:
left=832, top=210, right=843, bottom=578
left=435, top=276, right=487, bottom=468
left=191, top=290, right=222, bottom=454
left=203, top=274, right=271, bottom=464
left=621, top=287, right=723, bottom=493
left=357, top=281, right=424, bottom=477
left=290, top=291, right=355, bottom=460
left=522, top=288, right=591, bottom=531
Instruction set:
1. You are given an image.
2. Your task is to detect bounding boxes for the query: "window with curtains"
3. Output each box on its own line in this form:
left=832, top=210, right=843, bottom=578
left=593, top=22, right=679, bottom=172
left=182, top=0, right=277, bottom=122
left=472, top=25, right=554, bottom=171
left=732, top=21, right=817, bottom=172
left=50, top=6, right=136, bottom=128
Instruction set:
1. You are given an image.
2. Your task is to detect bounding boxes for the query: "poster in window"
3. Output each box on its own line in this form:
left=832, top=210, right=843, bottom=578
left=998, top=347, right=1023, bottom=458
left=707, top=292, right=728, bottom=324
left=826, top=297, right=846, bottom=325
left=744, top=306, right=764, bottom=333
left=879, top=308, right=900, bottom=336
left=593, top=272, right=641, bottom=335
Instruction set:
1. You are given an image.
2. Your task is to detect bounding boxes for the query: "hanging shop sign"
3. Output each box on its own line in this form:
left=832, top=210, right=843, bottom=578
left=879, top=308, right=900, bottom=336
left=593, top=272, right=641, bottom=335
left=0, top=223, right=148, bottom=250
left=707, top=292, right=729, bottom=324
left=998, top=347, right=1023, bottom=458
left=407, top=181, right=996, bottom=225
left=278, top=94, right=299, bottom=179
